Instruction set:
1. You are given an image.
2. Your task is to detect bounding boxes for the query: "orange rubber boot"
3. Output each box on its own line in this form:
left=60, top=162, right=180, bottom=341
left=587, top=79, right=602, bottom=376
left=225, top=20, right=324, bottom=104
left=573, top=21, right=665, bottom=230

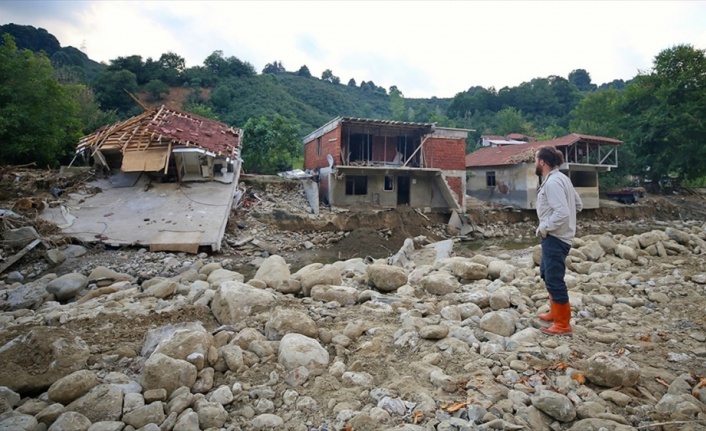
left=540, top=301, right=572, bottom=336
left=538, top=293, right=554, bottom=322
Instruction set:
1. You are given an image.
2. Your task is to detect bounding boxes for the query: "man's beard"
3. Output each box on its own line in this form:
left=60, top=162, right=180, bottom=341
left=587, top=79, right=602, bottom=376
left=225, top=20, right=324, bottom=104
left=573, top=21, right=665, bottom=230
left=535, top=165, right=543, bottom=176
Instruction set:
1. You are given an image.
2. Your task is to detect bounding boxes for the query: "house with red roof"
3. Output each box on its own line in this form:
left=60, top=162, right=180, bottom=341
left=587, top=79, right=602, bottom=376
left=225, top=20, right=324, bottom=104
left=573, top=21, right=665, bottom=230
left=76, top=105, right=242, bottom=183
left=465, top=133, right=622, bottom=209
left=52, top=106, right=244, bottom=253
left=303, top=117, right=471, bottom=212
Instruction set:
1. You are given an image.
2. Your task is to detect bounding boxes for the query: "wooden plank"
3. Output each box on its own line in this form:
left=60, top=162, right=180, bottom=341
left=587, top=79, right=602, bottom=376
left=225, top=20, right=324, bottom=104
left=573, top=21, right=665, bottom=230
left=164, top=141, right=172, bottom=174
left=0, top=239, right=41, bottom=274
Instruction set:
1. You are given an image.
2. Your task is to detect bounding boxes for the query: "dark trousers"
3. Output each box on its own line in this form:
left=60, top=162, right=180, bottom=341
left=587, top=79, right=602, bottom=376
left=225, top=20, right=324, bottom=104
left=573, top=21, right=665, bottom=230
left=540, top=235, right=572, bottom=304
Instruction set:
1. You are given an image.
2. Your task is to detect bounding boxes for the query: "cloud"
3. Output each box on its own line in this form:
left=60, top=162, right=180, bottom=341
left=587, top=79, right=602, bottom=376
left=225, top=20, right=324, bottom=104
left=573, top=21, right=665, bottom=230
left=2, top=0, right=705, bottom=97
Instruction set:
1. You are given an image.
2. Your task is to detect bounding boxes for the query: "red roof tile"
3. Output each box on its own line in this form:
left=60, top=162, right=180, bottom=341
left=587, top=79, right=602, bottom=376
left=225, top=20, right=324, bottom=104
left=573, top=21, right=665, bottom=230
left=466, top=133, right=622, bottom=167
left=77, top=106, right=241, bottom=158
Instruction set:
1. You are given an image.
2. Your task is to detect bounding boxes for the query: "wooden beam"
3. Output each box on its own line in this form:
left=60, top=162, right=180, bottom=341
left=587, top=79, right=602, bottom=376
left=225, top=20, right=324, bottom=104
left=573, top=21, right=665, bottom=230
left=164, top=141, right=172, bottom=174
left=401, top=135, right=430, bottom=168
left=0, top=239, right=41, bottom=275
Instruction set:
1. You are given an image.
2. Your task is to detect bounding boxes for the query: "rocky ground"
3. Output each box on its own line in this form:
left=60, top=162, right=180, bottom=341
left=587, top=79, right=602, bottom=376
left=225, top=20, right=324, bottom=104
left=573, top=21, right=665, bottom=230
left=1, top=170, right=706, bottom=431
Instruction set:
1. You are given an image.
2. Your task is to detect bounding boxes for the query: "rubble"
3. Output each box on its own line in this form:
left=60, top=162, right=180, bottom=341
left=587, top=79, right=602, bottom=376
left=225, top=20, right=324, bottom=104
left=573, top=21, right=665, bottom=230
left=1, top=168, right=706, bottom=430
left=0, top=222, right=705, bottom=430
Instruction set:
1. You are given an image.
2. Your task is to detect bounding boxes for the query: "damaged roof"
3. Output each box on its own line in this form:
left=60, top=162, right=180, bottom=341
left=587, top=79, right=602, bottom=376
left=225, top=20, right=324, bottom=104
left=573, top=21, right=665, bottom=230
left=466, top=133, right=622, bottom=167
left=76, top=105, right=242, bottom=158
left=303, top=116, right=436, bottom=143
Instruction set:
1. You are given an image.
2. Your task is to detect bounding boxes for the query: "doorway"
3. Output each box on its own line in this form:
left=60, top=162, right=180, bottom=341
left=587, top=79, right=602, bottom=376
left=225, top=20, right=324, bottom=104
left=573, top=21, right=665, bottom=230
left=397, top=176, right=410, bottom=205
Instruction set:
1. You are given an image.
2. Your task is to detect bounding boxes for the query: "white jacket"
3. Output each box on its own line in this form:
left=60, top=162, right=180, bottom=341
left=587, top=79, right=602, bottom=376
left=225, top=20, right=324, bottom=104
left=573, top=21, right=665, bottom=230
left=536, top=168, right=583, bottom=245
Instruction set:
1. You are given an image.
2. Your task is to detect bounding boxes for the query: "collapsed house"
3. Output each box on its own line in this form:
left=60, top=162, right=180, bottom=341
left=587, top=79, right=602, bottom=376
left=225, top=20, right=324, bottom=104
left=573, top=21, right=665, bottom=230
left=466, top=133, right=622, bottom=209
left=75, top=105, right=242, bottom=183
left=303, top=117, right=470, bottom=212
left=42, top=106, right=243, bottom=253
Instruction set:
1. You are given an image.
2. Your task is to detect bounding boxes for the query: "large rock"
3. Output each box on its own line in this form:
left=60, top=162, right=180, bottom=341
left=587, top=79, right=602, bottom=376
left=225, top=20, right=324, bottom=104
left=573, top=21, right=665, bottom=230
left=141, top=353, right=197, bottom=396
left=4, top=281, right=50, bottom=311
left=47, top=411, right=91, bottom=431
left=420, top=273, right=460, bottom=295
left=0, top=386, right=20, bottom=414
left=578, top=241, right=605, bottom=262
left=141, top=278, right=177, bottom=298
left=583, top=352, right=640, bottom=387
left=65, top=384, right=124, bottom=423
left=87, top=266, right=134, bottom=287
left=122, top=401, right=165, bottom=429
left=366, top=264, right=407, bottom=292
left=479, top=311, right=516, bottom=337
left=299, top=265, right=342, bottom=296
left=310, top=285, right=358, bottom=306
left=211, top=281, right=276, bottom=325
left=614, top=244, right=638, bottom=261
left=253, top=255, right=291, bottom=289
left=207, top=268, right=245, bottom=286
left=0, top=327, right=89, bottom=393
left=440, top=258, right=488, bottom=281
left=45, top=273, right=89, bottom=301
left=47, top=370, right=99, bottom=405
left=531, top=390, right=576, bottom=422
left=265, top=308, right=318, bottom=340
left=152, top=327, right=214, bottom=362
left=638, top=231, right=665, bottom=248
left=141, top=322, right=209, bottom=358
left=278, top=333, right=329, bottom=371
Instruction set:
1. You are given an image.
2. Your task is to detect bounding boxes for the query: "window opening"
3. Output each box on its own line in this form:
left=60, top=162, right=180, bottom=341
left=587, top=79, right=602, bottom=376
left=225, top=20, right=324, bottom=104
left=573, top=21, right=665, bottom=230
left=384, top=175, right=394, bottom=191
left=349, top=133, right=373, bottom=163
left=345, top=175, right=368, bottom=195
left=486, top=171, right=496, bottom=187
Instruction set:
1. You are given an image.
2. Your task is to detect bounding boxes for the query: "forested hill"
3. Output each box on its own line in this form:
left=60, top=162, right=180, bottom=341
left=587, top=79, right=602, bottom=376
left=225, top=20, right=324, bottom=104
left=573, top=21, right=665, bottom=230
left=0, top=23, right=104, bottom=82
left=3, top=24, right=706, bottom=188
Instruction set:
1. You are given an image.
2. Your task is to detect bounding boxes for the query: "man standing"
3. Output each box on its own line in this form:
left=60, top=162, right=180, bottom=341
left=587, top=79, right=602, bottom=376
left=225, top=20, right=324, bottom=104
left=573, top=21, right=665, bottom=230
left=535, top=146, right=583, bottom=336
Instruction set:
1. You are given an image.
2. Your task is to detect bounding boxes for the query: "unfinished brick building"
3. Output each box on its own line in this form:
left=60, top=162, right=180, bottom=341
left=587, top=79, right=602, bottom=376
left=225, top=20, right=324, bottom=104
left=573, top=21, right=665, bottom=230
left=303, top=117, right=470, bottom=212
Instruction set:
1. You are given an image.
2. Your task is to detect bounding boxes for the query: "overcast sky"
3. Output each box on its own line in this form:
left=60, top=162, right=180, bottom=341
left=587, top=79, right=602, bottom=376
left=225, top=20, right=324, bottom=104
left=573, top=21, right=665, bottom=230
left=2, top=1, right=705, bottom=98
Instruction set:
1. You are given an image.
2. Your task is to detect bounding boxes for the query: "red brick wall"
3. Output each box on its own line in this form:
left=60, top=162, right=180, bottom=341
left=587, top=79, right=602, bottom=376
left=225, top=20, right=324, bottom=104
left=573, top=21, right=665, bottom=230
left=444, top=175, right=463, bottom=206
left=304, top=128, right=341, bottom=170
left=371, top=136, right=399, bottom=162
left=423, top=137, right=466, bottom=170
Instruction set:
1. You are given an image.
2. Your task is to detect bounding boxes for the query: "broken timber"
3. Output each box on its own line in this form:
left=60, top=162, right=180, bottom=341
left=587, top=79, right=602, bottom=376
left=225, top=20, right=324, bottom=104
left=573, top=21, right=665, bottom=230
left=0, top=239, right=41, bottom=274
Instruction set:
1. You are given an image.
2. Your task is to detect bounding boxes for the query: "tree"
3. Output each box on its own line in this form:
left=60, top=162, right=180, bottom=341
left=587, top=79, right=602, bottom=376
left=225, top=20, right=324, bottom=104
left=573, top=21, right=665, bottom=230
left=569, top=89, right=624, bottom=138
left=597, top=79, right=627, bottom=91
left=144, top=79, right=170, bottom=101
left=389, top=86, right=406, bottom=120
left=159, top=51, right=186, bottom=72
left=67, top=84, right=118, bottom=134
left=0, top=34, right=82, bottom=166
left=242, top=114, right=301, bottom=174
left=296, top=65, right=311, bottom=78
left=347, top=78, right=357, bottom=87
left=321, top=69, right=340, bottom=84
left=568, top=69, right=596, bottom=92
left=494, top=107, right=528, bottom=135
left=93, top=69, right=140, bottom=116
left=262, top=61, right=286, bottom=74
left=620, top=44, right=706, bottom=184
left=203, top=50, right=256, bottom=79
left=447, top=86, right=500, bottom=119
left=107, top=55, right=149, bottom=84
left=183, top=103, right=219, bottom=121
left=157, top=51, right=186, bottom=86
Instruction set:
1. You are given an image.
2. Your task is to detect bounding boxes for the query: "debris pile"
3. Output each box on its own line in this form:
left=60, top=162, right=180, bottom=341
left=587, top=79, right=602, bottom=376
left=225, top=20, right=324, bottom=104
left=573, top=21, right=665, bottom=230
left=1, top=222, right=706, bottom=430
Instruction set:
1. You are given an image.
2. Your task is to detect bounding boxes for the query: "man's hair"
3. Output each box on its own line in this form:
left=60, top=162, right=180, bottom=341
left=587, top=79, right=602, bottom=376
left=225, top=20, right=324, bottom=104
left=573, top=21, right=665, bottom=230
left=536, top=146, right=564, bottom=168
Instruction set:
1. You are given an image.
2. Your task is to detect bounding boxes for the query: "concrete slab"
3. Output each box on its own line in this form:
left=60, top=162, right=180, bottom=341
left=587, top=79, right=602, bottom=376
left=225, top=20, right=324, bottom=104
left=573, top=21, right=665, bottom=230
left=41, top=175, right=236, bottom=253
